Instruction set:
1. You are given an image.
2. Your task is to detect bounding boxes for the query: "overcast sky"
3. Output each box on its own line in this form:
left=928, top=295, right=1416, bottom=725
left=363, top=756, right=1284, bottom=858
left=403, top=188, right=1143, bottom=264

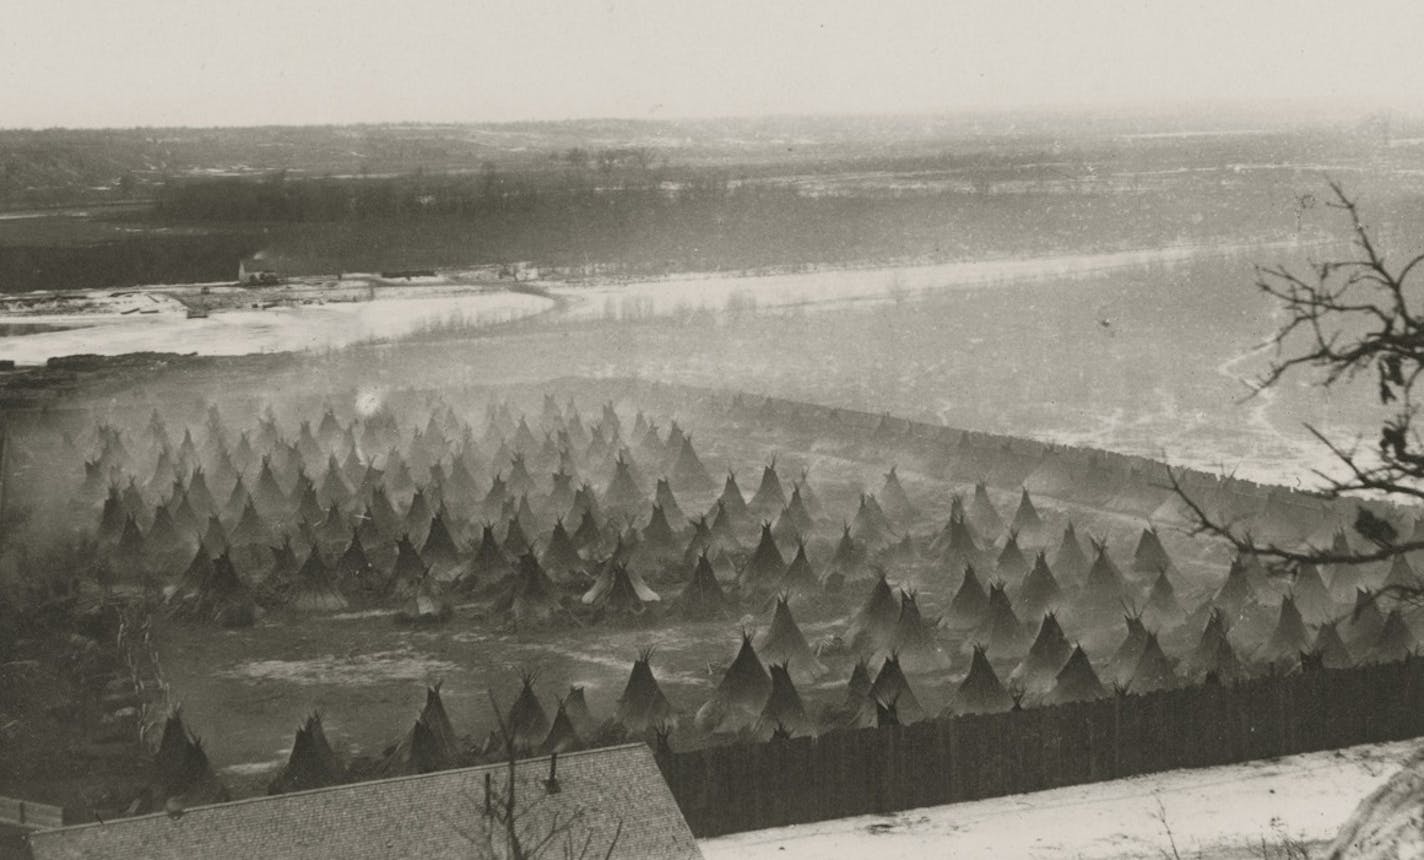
left=3, top=0, right=1423, bottom=128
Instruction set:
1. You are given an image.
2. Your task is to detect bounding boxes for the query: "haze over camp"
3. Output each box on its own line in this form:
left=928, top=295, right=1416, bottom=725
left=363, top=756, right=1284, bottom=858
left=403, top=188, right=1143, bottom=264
left=7, top=3, right=1424, bottom=859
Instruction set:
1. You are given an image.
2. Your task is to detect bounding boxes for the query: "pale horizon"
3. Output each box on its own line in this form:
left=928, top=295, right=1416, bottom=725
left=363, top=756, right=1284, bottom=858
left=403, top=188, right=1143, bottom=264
left=4, top=0, right=1423, bottom=130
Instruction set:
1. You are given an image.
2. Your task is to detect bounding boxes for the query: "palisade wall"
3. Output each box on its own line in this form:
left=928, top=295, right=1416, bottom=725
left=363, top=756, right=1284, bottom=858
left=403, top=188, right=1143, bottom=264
left=659, top=656, right=1424, bottom=837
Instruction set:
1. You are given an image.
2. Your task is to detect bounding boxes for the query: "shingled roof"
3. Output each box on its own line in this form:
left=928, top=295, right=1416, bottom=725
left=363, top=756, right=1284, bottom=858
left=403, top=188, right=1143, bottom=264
left=29, top=744, right=701, bottom=860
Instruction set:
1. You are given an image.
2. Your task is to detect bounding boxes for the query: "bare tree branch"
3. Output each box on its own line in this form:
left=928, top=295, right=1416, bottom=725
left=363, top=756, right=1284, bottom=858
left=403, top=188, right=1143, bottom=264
left=1170, top=184, right=1424, bottom=586
left=447, top=690, right=624, bottom=858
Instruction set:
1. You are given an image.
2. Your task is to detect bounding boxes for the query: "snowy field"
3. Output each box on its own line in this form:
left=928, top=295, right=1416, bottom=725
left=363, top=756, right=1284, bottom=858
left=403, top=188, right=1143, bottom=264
left=699, top=739, right=1419, bottom=859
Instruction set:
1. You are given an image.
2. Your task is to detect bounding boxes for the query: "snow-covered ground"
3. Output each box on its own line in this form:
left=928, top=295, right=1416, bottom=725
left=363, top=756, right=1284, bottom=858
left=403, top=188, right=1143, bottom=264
left=698, top=740, right=1418, bottom=860
left=0, top=291, right=553, bottom=364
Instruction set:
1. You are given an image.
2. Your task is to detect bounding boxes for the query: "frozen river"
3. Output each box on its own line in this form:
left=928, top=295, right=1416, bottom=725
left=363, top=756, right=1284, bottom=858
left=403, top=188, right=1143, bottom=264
left=0, top=290, right=554, bottom=365
left=0, top=240, right=1311, bottom=366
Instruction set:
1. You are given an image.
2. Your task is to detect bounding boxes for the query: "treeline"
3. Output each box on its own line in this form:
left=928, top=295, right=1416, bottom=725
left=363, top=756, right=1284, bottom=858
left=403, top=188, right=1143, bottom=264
left=0, top=233, right=260, bottom=293
left=154, top=170, right=743, bottom=223
left=3, top=163, right=1319, bottom=291
left=154, top=170, right=1304, bottom=276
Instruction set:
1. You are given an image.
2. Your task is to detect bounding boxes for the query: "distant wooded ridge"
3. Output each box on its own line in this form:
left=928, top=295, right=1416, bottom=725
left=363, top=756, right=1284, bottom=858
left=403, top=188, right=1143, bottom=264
left=0, top=116, right=1417, bottom=293
left=0, top=111, right=1400, bottom=211
left=0, top=173, right=1310, bottom=294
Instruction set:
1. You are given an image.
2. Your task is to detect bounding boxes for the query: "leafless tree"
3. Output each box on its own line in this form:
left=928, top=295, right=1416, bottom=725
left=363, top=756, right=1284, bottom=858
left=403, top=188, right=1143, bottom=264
left=1170, top=181, right=1424, bottom=582
left=445, top=691, right=622, bottom=859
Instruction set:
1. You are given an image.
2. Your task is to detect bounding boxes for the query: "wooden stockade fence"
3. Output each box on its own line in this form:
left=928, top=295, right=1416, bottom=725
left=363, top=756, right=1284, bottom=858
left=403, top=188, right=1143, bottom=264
left=657, top=656, right=1424, bottom=837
